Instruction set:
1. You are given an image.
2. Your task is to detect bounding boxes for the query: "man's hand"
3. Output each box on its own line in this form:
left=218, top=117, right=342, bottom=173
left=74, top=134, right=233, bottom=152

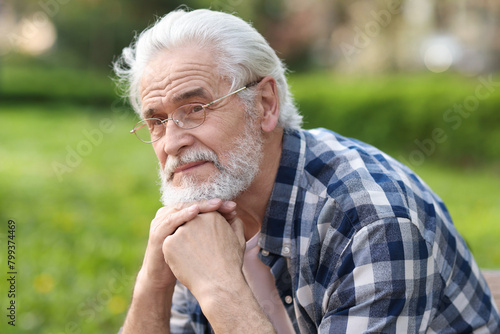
left=122, top=199, right=238, bottom=334
left=161, top=208, right=276, bottom=334
left=162, top=210, right=246, bottom=299
left=138, top=199, right=238, bottom=290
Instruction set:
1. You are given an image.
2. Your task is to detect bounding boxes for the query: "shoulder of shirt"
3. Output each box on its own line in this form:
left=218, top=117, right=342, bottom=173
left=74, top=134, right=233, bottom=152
left=293, top=128, right=440, bottom=228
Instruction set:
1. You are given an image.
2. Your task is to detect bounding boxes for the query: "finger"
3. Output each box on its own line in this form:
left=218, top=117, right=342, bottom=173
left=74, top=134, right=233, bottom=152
left=229, top=216, right=246, bottom=247
left=155, top=200, right=237, bottom=230
left=160, top=199, right=236, bottom=215
left=151, top=204, right=200, bottom=238
left=198, top=198, right=222, bottom=212
left=220, top=210, right=237, bottom=224
left=170, top=198, right=225, bottom=214
left=217, top=201, right=237, bottom=223
left=218, top=200, right=237, bottom=214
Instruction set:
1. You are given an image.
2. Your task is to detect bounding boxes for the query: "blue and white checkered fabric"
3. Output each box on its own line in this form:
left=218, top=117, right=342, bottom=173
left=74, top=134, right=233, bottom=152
left=170, top=128, right=500, bottom=333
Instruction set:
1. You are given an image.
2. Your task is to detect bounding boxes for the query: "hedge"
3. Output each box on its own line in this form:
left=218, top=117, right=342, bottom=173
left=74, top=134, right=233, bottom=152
left=2, top=63, right=499, bottom=165
left=289, top=72, right=500, bottom=166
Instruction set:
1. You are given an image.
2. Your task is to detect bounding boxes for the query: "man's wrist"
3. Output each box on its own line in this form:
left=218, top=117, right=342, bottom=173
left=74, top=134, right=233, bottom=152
left=121, top=275, right=175, bottom=334
left=136, top=267, right=176, bottom=291
left=192, top=269, right=246, bottom=307
left=196, top=273, right=276, bottom=334
left=134, top=271, right=176, bottom=303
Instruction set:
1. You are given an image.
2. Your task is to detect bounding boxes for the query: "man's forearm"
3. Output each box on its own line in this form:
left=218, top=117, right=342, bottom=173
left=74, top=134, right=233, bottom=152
left=198, top=276, right=276, bottom=334
left=122, top=276, right=175, bottom=334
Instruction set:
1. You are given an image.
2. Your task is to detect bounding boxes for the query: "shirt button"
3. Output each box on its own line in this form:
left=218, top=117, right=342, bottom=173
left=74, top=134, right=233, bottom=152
left=283, top=246, right=290, bottom=255
left=285, top=296, right=293, bottom=304
left=261, top=250, right=270, bottom=256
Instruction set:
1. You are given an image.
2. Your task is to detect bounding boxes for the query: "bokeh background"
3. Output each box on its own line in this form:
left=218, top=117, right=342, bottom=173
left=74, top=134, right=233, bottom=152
left=1, top=0, right=499, bottom=332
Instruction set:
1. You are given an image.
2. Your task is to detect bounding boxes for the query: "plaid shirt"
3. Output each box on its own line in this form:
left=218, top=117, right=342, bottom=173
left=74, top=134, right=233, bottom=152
left=170, top=128, right=500, bottom=333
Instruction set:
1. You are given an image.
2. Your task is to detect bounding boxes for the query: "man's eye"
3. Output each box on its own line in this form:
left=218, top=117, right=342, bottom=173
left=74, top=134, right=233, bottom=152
left=190, top=105, right=204, bottom=113
left=146, top=119, right=163, bottom=128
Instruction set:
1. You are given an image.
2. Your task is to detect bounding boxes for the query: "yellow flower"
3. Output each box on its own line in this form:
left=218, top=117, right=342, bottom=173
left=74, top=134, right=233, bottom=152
left=33, top=274, right=55, bottom=294
left=107, top=295, right=127, bottom=314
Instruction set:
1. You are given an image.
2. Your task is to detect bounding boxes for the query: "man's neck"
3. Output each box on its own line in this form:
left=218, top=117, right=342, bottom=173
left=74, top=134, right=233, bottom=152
left=235, top=129, right=284, bottom=241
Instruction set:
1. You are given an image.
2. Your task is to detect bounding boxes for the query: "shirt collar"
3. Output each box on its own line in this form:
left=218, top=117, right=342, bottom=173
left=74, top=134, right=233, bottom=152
left=258, top=129, right=306, bottom=258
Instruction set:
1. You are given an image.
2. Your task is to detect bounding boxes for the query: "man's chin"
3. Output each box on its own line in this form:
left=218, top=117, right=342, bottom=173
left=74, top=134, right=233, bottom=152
left=160, top=178, right=244, bottom=207
left=169, top=175, right=212, bottom=189
left=160, top=181, right=218, bottom=206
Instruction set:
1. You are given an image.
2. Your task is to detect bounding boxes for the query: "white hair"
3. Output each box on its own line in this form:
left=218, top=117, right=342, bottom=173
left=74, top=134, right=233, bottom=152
left=113, top=8, right=302, bottom=130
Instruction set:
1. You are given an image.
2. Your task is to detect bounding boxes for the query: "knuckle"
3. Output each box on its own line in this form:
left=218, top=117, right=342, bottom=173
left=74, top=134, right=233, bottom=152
left=155, top=207, right=168, bottom=216
left=149, top=216, right=175, bottom=239
left=205, top=211, right=222, bottom=220
left=174, top=202, right=185, bottom=210
left=162, top=236, right=171, bottom=250
left=155, top=206, right=176, bottom=217
left=201, top=211, right=216, bottom=217
left=152, top=208, right=181, bottom=226
left=195, top=212, right=222, bottom=226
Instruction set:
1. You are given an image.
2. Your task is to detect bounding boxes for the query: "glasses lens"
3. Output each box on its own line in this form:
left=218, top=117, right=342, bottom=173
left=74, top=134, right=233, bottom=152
left=134, top=119, right=165, bottom=143
left=174, top=104, right=206, bottom=129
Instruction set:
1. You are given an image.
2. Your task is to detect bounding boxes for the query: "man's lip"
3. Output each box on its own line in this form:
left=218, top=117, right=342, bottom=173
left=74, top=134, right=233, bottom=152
left=173, top=161, right=208, bottom=174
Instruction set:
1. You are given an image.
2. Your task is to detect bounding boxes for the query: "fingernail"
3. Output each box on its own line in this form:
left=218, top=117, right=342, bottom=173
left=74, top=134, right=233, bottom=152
left=208, top=198, right=221, bottom=205
left=187, top=204, right=198, bottom=213
left=225, top=201, right=237, bottom=209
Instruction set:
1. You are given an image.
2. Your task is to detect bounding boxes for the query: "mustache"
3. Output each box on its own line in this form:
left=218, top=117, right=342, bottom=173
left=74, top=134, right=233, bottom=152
left=163, top=149, right=220, bottom=181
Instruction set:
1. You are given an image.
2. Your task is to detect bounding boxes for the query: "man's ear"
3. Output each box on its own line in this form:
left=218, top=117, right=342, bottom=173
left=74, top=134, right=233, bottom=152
left=256, top=76, right=280, bottom=133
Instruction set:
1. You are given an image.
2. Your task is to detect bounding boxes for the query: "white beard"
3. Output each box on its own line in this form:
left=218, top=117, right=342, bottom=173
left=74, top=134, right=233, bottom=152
left=159, top=120, right=263, bottom=206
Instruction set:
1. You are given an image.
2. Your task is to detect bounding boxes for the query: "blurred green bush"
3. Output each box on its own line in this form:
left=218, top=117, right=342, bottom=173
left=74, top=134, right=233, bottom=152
left=289, top=72, right=500, bottom=166
left=2, top=63, right=500, bottom=165
left=1, top=62, right=116, bottom=105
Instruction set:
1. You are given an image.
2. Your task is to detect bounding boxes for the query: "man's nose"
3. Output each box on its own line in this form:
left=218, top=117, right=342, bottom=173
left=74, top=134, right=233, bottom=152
left=160, top=119, right=193, bottom=156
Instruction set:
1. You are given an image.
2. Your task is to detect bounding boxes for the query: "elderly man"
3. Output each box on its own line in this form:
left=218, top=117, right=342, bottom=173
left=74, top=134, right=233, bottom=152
left=114, top=8, right=499, bottom=334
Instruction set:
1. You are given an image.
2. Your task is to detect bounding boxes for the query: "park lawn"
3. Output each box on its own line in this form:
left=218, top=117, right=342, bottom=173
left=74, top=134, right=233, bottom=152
left=410, top=162, right=500, bottom=269
left=0, top=102, right=499, bottom=333
left=0, top=103, right=156, bottom=333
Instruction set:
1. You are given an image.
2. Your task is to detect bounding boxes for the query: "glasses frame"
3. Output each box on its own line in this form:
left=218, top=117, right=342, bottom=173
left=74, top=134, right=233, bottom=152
left=130, top=81, right=259, bottom=143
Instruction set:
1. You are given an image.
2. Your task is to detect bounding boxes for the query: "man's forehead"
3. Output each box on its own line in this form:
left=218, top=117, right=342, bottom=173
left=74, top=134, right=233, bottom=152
left=143, top=46, right=217, bottom=81
left=140, top=49, right=221, bottom=97
left=141, top=62, right=215, bottom=88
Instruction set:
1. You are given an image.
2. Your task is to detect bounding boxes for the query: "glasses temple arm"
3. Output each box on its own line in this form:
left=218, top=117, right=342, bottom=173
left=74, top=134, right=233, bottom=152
left=204, top=86, right=248, bottom=108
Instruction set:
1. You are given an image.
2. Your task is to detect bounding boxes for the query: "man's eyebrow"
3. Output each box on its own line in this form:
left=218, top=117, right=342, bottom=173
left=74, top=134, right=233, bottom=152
left=172, top=87, right=209, bottom=103
left=143, top=108, right=155, bottom=118
left=142, top=87, right=210, bottom=117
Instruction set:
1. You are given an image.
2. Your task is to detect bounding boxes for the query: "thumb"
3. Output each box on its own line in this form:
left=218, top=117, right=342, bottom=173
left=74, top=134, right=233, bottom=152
left=229, top=216, right=246, bottom=248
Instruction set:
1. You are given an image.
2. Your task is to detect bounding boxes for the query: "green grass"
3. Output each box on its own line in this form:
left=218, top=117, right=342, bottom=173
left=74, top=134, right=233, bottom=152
left=1, top=102, right=499, bottom=333
left=1, top=103, right=157, bottom=333
left=410, top=163, right=500, bottom=269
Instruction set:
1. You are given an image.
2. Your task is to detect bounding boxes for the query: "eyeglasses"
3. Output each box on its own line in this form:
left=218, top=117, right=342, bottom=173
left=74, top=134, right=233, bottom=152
left=130, top=81, right=259, bottom=143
